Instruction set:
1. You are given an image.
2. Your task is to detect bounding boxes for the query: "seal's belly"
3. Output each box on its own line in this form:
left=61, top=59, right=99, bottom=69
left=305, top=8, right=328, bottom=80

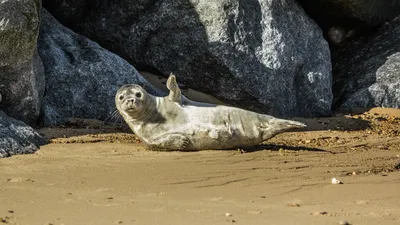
left=175, top=106, right=265, bottom=149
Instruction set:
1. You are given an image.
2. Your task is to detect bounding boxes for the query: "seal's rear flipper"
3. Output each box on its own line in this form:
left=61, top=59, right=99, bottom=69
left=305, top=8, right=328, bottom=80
left=166, top=73, right=183, bottom=105
left=272, top=119, right=306, bottom=130
left=261, top=118, right=306, bottom=140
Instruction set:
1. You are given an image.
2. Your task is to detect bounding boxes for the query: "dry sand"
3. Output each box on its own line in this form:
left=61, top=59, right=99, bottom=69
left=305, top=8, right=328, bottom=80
left=0, top=107, right=399, bottom=225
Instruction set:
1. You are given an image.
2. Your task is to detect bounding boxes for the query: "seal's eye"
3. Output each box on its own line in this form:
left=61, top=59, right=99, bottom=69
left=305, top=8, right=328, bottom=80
left=135, top=92, right=142, bottom=98
left=119, top=94, right=124, bottom=101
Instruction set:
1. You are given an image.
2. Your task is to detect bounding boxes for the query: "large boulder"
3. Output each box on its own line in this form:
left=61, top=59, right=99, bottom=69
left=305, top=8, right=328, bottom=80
left=297, top=0, right=400, bottom=30
left=38, top=9, right=162, bottom=126
left=297, top=0, right=400, bottom=45
left=0, top=110, right=45, bottom=158
left=0, top=0, right=45, bottom=125
left=333, top=17, right=400, bottom=110
left=43, top=0, right=332, bottom=117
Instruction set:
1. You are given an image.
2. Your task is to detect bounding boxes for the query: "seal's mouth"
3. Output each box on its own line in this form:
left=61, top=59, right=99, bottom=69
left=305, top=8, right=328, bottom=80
left=123, top=102, right=142, bottom=112
left=124, top=101, right=140, bottom=110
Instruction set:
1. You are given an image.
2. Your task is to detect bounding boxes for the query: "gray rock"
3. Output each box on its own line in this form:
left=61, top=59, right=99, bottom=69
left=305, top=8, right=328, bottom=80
left=297, top=1, right=400, bottom=46
left=333, top=17, right=400, bottom=109
left=0, top=110, right=45, bottom=158
left=43, top=0, right=332, bottom=117
left=0, top=0, right=45, bottom=125
left=38, top=9, right=162, bottom=126
left=297, top=0, right=400, bottom=29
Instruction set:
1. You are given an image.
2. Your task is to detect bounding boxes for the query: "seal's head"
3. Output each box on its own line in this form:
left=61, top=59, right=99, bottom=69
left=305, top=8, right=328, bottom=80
left=115, top=84, right=152, bottom=119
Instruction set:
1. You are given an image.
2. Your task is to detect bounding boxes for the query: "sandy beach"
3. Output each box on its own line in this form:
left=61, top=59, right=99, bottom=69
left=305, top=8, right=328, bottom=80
left=0, top=108, right=399, bottom=225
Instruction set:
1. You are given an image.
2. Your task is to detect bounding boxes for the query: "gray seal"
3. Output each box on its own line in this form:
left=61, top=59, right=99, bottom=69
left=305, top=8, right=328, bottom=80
left=115, top=74, right=306, bottom=150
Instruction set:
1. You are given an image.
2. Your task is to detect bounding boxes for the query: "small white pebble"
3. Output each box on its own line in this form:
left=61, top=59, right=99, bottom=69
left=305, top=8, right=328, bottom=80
left=339, top=220, right=349, bottom=225
left=352, top=171, right=357, bottom=175
left=332, top=178, right=343, bottom=184
left=225, top=213, right=232, bottom=217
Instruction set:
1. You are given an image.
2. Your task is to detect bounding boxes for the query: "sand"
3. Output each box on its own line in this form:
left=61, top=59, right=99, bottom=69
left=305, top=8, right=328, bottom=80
left=0, top=107, right=399, bottom=225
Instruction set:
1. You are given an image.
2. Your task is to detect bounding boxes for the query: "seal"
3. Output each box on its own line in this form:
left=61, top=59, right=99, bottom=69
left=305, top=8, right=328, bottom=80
left=115, top=75, right=306, bottom=150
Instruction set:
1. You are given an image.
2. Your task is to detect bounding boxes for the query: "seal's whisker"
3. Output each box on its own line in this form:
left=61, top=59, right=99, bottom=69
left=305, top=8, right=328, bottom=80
left=106, top=109, right=123, bottom=124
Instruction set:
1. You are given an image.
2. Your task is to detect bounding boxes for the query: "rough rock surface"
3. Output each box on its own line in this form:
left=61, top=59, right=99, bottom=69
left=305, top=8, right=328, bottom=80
left=0, top=110, right=45, bottom=158
left=333, top=17, right=400, bottom=110
left=297, top=0, right=400, bottom=30
left=38, top=9, right=162, bottom=126
left=43, top=0, right=332, bottom=117
left=0, top=0, right=45, bottom=125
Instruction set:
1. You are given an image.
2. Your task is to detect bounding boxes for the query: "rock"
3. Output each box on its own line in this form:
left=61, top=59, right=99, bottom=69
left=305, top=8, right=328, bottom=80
left=331, top=178, right=343, bottom=184
left=37, top=9, right=162, bottom=126
left=333, top=17, right=400, bottom=110
left=297, top=0, right=400, bottom=46
left=394, top=162, right=400, bottom=170
left=0, top=110, right=46, bottom=158
left=297, top=0, right=400, bottom=29
left=0, top=0, right=45, bottom=125
left=326, top=26, right=349, bottom=45
left=43, top=0, right=332, bottom=117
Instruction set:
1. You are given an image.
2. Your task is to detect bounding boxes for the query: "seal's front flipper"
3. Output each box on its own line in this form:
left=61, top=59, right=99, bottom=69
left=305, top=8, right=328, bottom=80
left=166, top=73, right=183, bottom=105
left=148, top=133, right=191, bottom=151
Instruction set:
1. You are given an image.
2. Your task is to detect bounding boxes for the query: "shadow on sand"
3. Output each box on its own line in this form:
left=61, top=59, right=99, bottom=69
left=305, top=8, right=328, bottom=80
left=241, top=144, right=330, bottom=153
left=293, top=115, right=371, bottom=132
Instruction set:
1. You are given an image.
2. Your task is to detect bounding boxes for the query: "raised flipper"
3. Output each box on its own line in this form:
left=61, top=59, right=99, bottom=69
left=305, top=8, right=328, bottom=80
left=147, top=133, right=192, bottom=151
left=166, top=73, right=217, bottom=107
left=166, top=73, right=183, bottom=105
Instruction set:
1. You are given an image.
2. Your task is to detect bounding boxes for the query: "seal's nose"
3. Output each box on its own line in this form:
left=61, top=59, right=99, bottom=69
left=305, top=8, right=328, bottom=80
left=126, top=98, right=135, bottom=104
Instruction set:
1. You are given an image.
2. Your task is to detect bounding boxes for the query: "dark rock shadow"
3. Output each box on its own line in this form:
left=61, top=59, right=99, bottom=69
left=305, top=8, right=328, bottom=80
left=332, top=18, right=400, bottom=110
